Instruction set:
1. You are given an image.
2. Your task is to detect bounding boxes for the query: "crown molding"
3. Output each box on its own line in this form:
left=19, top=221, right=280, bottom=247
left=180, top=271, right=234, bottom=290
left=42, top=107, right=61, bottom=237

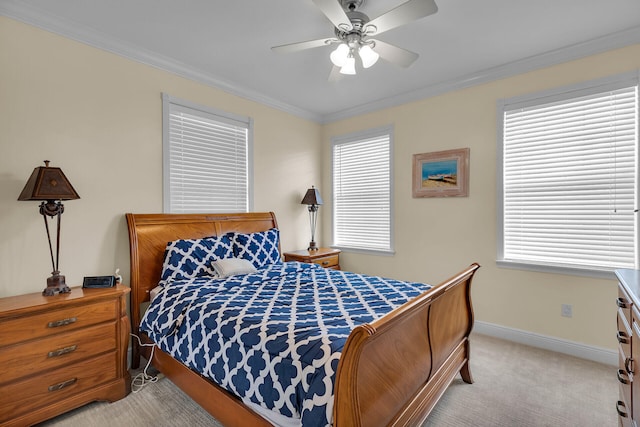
left=322, top=25, right=640, bottom=124
left=0, top=1, right=323, bottom=123
left=2, top=1, right=639, bottom=125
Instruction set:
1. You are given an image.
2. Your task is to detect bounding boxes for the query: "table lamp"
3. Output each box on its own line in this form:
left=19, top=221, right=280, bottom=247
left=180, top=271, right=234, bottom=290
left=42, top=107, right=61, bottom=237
left=301, top=186, right=323, bottom=251
left=18, top=161, right=80, bottom=296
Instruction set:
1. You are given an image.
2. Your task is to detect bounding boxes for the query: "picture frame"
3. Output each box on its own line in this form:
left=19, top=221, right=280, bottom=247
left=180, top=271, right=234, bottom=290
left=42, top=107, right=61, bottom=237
left=412, top=148, right=470, bottom=198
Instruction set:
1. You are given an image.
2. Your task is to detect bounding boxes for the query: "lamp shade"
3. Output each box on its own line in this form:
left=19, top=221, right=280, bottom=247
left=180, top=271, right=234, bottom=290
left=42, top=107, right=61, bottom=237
left=18, top=161, right=80, bottom=201
left=330, top=43, right=349, bottom=67
left=359, top=44, right=380, bottom=69
left=340, top=55, right=356, bottom=75
left=301, top=186, right=323, bottom=206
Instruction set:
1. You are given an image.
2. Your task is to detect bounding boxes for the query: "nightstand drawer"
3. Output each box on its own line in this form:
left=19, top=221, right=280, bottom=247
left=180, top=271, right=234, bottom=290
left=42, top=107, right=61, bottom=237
left=283, top=248, right=341, bottom=270
left=0, top=299, right=117, bottom=347
left=0, top=322, right=116, bottom=385
left=0, top=285, right=130, bottom=426
left=0, top=351, right=117, bottom=422
left=313, top=254, right=340, bottom=268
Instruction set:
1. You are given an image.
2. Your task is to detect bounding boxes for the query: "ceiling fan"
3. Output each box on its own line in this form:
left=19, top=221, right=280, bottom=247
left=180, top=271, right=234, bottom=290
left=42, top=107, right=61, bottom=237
left=271, top=0, right=438, bottom=79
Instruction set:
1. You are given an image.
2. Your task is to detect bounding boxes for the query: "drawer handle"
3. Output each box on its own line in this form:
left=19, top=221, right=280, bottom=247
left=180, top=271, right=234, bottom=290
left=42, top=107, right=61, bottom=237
left=47, top=317, right=77, bottom=328
left=322, top=261, right=329, bottom=266
left=617, top=369, right=630, bottom=384
left=617, top=297, right=628, bottom=309
left=48, top=377, right=77, bottom=392
left=625, top=357, right=635, bottom=374
left=617, top=331, right=629, bottom=344
left=47, top=345, right=78, bottom=358
left=617, top=400, right=628, bottom=418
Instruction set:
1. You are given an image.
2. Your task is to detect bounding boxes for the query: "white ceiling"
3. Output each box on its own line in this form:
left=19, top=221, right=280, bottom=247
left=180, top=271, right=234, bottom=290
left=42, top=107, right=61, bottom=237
left=2, top=0, right=640, bottom=123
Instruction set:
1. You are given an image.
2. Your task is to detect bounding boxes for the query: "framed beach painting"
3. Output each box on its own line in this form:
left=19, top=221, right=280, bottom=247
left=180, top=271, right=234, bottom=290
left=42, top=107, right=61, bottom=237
left=412, top=148, right=470, bottom=198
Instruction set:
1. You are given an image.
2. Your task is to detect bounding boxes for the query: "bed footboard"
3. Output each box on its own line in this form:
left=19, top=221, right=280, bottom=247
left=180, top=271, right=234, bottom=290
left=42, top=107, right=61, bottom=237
left=333, top=263, right=480, bottom=426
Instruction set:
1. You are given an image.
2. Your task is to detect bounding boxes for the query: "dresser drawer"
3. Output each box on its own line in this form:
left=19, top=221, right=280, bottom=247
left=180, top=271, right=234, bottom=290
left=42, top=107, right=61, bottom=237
left=0, top=322, right=116, bottom=385
left=0, top=351, right=117, bottom=422
left=618, top=312, right=632, bottom=360
left=618, top=285, right=633, bottom=331
left=617, top=394, right=632, bottom=427
left=619, top=351, right=633, bottom=414
left=313, top=254, right=340, bottom=269
left=633, top=317, right=640, bottom=426
left=0, top=285, right=130, bottom=426
left=0, top=300, right=117, bottom=347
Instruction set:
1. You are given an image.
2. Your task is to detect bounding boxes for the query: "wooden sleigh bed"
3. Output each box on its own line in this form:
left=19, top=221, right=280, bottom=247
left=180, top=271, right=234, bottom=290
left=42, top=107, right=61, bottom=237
left=126, top=212, right=480, bottom=427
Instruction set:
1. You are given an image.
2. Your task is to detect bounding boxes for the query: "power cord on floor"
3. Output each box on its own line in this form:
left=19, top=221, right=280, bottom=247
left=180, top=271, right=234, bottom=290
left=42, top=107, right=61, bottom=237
left=130, top=333, right=162, bottom=393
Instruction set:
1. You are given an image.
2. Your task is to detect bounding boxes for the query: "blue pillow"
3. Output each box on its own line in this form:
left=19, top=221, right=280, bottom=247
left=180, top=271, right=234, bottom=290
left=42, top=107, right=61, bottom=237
left=233, top=228, right=281, bottom=268
left=160, top=234, right=234, bottom=282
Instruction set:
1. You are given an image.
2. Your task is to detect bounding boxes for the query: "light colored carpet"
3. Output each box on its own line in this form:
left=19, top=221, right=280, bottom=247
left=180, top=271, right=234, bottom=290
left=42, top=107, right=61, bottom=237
left=38, top=333, right=617, bottom=426
left=422, top=334, right=616, bottom=427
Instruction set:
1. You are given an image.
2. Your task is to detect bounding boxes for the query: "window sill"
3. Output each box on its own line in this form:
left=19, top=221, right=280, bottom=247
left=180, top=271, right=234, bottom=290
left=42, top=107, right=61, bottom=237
left=496, top=259, right=619, bottom=280
left=331, top=246, right=395, bottom=257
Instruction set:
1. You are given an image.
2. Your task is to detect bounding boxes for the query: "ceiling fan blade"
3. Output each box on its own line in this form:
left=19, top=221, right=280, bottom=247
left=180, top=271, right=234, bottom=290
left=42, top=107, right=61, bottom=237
left=312, top=0, right=353, bottom=32
left=371, top=40, right=419, bottom=68
left=272, top=38, right=337, bottom=54
left=364, top=0, right=437, bottom=36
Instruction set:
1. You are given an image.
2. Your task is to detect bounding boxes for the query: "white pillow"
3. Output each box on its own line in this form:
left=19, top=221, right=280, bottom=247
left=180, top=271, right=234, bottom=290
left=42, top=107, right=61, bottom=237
left=211, top=258, right=257, bottom=278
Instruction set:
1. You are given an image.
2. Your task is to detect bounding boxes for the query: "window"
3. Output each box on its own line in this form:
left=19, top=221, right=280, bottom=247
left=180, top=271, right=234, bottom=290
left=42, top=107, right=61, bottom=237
left=162, top=94, right=252, bottom=213
left=332, top=126, right=393, bottom=253
left=498, top=73, right=639, bottom=276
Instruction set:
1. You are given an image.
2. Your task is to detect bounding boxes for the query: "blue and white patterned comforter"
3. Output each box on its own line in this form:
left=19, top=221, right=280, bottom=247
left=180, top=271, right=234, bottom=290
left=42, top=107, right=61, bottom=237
left=140, top=262, right=431, bottom=427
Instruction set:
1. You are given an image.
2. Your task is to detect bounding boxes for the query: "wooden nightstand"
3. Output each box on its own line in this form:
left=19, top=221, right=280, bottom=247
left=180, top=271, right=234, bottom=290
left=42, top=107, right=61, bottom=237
left=0, top=285, right=131, bottom=426
left=284, top=247, right=341, bottom=270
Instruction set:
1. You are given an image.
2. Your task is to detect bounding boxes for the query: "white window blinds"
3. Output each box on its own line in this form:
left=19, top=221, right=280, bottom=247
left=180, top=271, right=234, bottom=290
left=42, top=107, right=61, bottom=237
left=163, top=95, right=251, bottom=213
left=500, top=78, right=638, bottom=272
left=332, top=128, right=393, bottom=252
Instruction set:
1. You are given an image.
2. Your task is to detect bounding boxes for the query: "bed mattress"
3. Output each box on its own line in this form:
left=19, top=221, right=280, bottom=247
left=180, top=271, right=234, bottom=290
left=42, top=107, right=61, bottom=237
left=140, top=261, right=431, bottom=427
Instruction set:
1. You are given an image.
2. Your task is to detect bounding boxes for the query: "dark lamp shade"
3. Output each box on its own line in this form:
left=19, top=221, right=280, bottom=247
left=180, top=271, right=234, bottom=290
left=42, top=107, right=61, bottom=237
left=301, top=187, right=323, bottom=206
left=18, top=162, right=80, bottom=201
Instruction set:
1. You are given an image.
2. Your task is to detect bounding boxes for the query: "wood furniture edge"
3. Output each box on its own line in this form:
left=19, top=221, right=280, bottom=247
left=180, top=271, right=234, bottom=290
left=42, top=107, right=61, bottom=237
left=0, top=285, right=131, bottom=426
left=283, top=247, right=341, bottom=270
left=0, top=285, right=130, bottom=319
left=333, top=263, right=479, bottom=426
left=126, top=212, right=479, bottom=426
left=615, top=269, right=638, bottom=425
left=283, top=247, right=341, bottom=257
left=126, top=211, right=278, bottom=368
left=145, top=338, right=272, bottom=427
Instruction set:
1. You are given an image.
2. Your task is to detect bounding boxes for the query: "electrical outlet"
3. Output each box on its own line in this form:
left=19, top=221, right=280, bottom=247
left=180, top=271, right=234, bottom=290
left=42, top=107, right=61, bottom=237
left=561, top=304, right=572, bottom=318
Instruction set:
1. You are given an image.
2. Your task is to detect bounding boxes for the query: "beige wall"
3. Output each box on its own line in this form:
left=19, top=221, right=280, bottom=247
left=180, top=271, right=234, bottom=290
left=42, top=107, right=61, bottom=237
left=322, top=44, right=640, bottom=351
left=0, top=17, right=321, bottom=297
left=2, top=15, right=639, bottom=352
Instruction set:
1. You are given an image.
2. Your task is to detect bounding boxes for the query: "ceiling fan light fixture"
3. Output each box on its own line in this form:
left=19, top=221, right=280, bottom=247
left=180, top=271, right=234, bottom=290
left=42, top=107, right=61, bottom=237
left=272, top=0, right=437, bottom=80
left=340, top=55, right=356, bottom=75
left=359, top=44, right=379, bottom=68
left=330, top=43, right=350, bottom=67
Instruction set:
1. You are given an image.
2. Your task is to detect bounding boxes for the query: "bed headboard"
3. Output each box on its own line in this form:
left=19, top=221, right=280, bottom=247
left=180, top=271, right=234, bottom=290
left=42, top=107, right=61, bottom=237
left=125, top=212, right=279, bottom=332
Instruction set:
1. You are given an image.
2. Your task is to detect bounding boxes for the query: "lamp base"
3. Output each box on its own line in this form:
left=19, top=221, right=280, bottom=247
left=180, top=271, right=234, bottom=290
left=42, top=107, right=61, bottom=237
left=43, top=272, right=71, bottom=296
left=308, top=241, right=318, bottom=251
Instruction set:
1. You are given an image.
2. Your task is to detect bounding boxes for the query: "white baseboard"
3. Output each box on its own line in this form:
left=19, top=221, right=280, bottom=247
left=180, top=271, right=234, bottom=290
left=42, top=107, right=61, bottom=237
left=473, top=320, right=617, bottom=366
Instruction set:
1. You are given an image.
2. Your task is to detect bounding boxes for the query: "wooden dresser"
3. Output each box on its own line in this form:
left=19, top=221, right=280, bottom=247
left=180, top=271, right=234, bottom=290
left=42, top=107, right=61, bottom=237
left=615, top=269, right=640, bottom=427
left=0, top=285, right=131, bottom=426
left=283, top=247, right=341, bottom=270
